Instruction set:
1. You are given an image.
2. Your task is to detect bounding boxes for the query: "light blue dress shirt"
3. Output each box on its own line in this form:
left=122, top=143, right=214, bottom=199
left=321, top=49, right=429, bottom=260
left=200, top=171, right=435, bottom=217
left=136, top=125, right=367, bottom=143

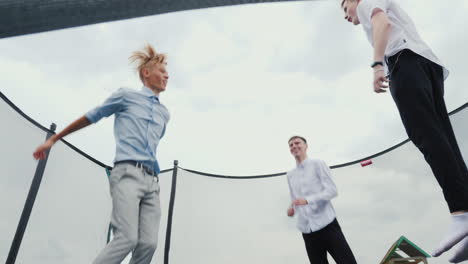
left=85, top=86, right=170, bottom=174
left=287, top=158, right=338, bottom=233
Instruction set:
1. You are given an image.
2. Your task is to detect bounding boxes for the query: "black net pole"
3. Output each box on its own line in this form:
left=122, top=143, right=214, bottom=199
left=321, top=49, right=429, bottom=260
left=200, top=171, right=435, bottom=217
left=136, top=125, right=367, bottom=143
left=5, top=123, right=56, bottom=264
left=164, top=160, right=179, bottom=264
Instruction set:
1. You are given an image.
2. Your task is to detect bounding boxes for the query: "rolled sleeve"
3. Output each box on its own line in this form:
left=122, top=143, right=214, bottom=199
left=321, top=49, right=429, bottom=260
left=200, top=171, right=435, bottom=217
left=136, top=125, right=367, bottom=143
left=85, top=88, right=126, bottom=123
left=357, top=0, right=389, bottom=27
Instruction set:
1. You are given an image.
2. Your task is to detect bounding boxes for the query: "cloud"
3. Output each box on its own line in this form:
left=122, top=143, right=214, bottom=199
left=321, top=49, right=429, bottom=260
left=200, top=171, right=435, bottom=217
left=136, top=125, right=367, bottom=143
left=1, top=1, right=468, bottom=263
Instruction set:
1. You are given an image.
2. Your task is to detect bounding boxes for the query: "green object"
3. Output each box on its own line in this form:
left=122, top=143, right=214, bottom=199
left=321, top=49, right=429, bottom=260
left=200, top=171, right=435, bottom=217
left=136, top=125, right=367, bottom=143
left=380, top=236, right=431, bottom=264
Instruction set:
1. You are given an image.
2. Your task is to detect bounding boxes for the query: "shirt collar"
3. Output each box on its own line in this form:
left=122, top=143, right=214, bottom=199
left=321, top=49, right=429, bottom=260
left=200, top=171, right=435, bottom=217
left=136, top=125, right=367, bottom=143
left=296, top=157, right=310, bottom=169
left=141, top=86, right=160, bottom=101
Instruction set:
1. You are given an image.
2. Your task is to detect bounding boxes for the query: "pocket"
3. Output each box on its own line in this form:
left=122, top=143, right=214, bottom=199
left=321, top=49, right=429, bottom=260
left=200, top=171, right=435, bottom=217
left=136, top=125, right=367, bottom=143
left=388, top=62, right=402, bottom=94
left=109, top=164, right=127, bottom=185
left=388, top=61, right=401, bottom=80
left=128, top=104, right=152, bottom=122
left=153, top=179, right=161, bottom=194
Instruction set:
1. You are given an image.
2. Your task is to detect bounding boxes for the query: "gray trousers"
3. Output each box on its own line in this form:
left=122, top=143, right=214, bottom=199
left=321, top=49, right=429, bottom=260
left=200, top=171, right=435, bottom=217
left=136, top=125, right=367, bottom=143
left=93, top=163, right=161, bottom=264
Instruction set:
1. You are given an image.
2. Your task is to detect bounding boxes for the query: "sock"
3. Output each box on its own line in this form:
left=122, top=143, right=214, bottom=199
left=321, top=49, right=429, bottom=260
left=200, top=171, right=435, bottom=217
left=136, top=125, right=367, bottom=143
left=449, top=237, right=468, bottom=263
left=432, top=213, right=468, bottom=257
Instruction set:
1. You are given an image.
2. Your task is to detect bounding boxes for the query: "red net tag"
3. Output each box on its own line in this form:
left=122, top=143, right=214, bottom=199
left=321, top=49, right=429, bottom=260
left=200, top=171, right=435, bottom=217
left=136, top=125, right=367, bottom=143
left=360, top=159, right=373, bottom=167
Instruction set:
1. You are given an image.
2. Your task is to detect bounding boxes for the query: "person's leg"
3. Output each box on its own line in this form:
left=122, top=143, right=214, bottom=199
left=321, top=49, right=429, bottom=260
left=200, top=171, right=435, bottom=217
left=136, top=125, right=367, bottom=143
left=389, top=51, right=468, bottom=213
left=422, top=59, right=468, bottom=257
left=324, top=219, right=357, bottom=264
left=429, top=60, right=468, bottom=212
left=93, top=164, right=143, bottom=264
left=302, top=231, right=329, bottom=264
left=431, top=65, right=468, bottom=178
left=129, top=175, right=161, bottom=264
left=388, top=51, right=468, bottom=256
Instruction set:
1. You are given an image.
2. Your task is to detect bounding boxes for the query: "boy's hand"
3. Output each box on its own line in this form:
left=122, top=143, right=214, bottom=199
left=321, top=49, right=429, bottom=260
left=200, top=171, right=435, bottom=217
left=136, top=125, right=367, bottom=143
left=293, top=198, right=308, bottom=206
left=373, top=66, right=389, bottom=93
left=33, top=138, right=55, bottom=160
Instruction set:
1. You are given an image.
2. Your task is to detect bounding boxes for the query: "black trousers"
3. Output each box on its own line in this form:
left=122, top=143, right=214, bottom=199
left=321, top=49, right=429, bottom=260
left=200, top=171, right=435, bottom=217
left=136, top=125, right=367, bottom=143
left=387, top=49, right=468, bottom=212
left=302, top=219, right=357, bottom=264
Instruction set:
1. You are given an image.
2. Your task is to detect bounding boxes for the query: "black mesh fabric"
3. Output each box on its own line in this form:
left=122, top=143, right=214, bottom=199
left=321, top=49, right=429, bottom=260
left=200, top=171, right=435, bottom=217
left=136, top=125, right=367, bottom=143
left=0, top=91, right=174, bottom=263
left=0, top=0, right=301, bottom=38
left=2, top=87, right=467, bottom=264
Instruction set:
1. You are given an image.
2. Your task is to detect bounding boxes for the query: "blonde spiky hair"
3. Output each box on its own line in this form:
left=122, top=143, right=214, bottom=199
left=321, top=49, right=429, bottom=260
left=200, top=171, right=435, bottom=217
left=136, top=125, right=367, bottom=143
left=129, top=44, right=167, bottom=81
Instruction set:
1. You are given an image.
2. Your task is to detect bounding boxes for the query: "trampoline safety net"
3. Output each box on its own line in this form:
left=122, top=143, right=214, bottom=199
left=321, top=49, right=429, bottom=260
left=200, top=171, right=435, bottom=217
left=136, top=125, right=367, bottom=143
left=1, top=89, right=468, bottom=264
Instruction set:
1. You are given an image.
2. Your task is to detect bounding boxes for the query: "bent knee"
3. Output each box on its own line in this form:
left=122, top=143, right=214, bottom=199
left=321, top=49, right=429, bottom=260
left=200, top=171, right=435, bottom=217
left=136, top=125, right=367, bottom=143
left=137, top=240, right=158, bottom=252
left=122, top=234, right=139, bottom=250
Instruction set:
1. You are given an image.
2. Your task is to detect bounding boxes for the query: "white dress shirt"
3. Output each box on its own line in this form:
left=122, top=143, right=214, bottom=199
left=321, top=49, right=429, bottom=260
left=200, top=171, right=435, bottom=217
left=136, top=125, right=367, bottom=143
left=357, top=0, right=449, bottom=79
left=287, top=158, right=338, bottom=233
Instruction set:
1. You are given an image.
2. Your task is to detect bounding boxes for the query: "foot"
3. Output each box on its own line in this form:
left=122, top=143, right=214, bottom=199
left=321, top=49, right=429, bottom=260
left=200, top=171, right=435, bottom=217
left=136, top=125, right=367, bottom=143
left=432, top=213, right=468, bottom=257
left=449, top=237, right=468, bottom=263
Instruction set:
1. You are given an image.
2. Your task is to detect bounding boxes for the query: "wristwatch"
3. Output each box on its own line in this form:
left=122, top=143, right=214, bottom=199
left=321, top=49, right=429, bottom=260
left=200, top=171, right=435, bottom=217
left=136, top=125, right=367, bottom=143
left=371, top=61, right=384, bottom=68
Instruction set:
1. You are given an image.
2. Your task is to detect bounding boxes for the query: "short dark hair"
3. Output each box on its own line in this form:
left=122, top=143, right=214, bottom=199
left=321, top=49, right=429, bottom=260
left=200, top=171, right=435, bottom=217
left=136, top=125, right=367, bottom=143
left=288, top=136, right=307, bottom=144
left=341, top=0, right=357, bottom=7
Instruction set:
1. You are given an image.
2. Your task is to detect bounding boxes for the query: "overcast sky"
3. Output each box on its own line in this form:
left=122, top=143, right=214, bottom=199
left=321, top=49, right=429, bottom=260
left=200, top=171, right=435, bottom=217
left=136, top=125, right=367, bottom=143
left=1, top=0, right=467, bottom=175
left=1, top=0, right=468, bottom=263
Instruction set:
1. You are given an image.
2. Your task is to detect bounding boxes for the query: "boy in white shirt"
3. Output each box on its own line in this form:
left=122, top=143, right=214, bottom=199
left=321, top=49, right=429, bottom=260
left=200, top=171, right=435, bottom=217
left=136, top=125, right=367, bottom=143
left=341, top=0, right=468, bottom=262
left=286, top=136, right=357, bottom=264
